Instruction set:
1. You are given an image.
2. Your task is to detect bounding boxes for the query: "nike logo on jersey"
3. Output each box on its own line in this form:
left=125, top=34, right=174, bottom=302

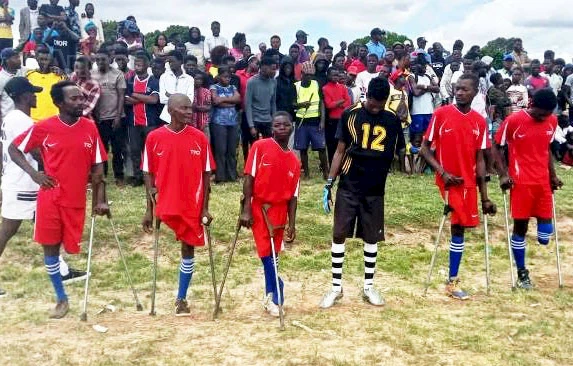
left=472, top=215, right=478, bottom=218
left=262, top=162, right=271, bottom=167
left=517, top=134, right=526, bottom=138
left=444, top=128, right=453, bottom=133
left=156, top=151, right=164, bottom=156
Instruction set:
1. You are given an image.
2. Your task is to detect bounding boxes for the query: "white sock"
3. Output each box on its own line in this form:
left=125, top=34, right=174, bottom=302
left=59, top=255, right=69, bottom=277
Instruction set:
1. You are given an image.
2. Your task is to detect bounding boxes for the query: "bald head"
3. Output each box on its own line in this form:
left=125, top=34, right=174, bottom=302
left=168, top=93, right=191, bottom=109
left=167, top=94, right=193, bottom=127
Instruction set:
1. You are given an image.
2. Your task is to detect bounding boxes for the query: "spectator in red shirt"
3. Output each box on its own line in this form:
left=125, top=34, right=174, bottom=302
left=525, top=59, right=550, bottom=97
left=288, top=44, right=302, bottom=81
left=191, top=72, right=211, bottom=136
left=237, top=55, right=259, bottom=162
left=348, top=44, right=368, bottom=74
left=322, top=67, right=351, bottom=164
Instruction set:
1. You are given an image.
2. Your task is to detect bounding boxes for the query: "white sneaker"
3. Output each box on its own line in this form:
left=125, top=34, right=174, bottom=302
left=319, top=288, right=343, bottom=309
left=263, top=293, right=284, bottom=317
left=363, top=287, right=385, bottom=306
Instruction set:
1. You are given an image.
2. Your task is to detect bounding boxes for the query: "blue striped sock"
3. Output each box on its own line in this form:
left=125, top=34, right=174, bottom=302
left=261, top=256, right=284, bottom=305
left=44, top=255, right=67, bottom=302
left=449, top=236, right=465, bottom=278
left=177, top=257, right=194, bottom=300
left=537, top=222, right=553, bottom=245
left=511, top=235, right=526, bottom=270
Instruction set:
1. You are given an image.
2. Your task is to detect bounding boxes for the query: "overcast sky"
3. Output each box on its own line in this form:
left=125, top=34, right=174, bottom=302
left=9, top=0, right=573, bottom=61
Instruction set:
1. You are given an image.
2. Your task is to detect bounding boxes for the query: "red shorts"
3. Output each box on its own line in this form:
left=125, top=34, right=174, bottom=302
left=160, top=213, right=204, bottom=246
left=251, top=200, right=287, bottom=258
left=511, top=184, right=552, bottom=220
left=439, top=185, right=479, bottom=228
left=34, top=189, right=86, bottom=254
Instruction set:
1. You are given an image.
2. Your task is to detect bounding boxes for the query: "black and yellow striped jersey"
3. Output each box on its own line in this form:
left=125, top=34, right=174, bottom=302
left=335, top=102, right=405, bottom=196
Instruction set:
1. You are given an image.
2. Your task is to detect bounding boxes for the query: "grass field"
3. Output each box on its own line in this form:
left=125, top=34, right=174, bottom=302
left=1, top=165, right=573, bottom=366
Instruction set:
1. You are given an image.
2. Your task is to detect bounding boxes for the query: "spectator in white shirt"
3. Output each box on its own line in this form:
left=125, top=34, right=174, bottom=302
left=410, top=55, right=439, bottom=139
left=204, top=21, right=228, bottom=62
left=552, top=114, right=573, bottom=161
left=79, top=3, right=104, bottom=42
left=497, top=54, right=514, bottom=80
left=355, top=53, right=379, bottom=101
left=159, top=51, right=194, bottom=123
left=506, top=68, right=528, bottom=114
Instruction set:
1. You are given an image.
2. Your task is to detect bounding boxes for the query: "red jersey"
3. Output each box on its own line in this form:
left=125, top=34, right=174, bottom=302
left=236, top=69, right=256, bottom=108
left=244, top=138, right=301, bottom=204
left=13, top=116, right=107, bottom=208
left=495, top=110, right=557, bottom=185
left=424, top=104, right=490, bottom=188
left=323, top=81, right=352, bottom=119
left=142, top=125, right=215, bottom=218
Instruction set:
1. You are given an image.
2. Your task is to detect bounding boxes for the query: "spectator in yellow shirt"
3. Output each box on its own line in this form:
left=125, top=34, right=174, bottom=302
left=26, top=46, right=65, bottom=122
left=0, top=0, right=15, bottom=52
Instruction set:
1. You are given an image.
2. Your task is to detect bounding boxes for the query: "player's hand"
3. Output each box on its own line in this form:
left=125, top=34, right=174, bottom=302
left=441, top=171, right=463, bottom=187
left=482, top=199, right=497, bottom=216
left=499, top=174, right=514, bottom=191
left=550, top=175, right=563, bottom=191
left=32, top=171, right=56, bottom=188
left=142, top=209, right=153, bottom=233
left=239, top=208, right=253, bottom=228
left=93, top=202, right=110, bottom=217
left=201, top=211, right=213, bottom=226
left=250, top=127, right=258, bottom=140
left=323, top=178, right=334, bottom=214
left=285, top=226, right=296, bottom=243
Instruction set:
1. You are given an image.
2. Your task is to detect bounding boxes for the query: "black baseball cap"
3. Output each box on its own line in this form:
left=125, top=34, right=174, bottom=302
left=5, top=77, right=43, bottom=98
left=371, top=28, right=386, bottom=36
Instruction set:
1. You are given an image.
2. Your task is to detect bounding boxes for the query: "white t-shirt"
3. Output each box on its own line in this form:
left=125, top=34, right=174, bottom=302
left=355, top=71, right=379, bottom=102
left=1, top=109, right=39, bottom=192
left=411, top=74, right=434, bottom=115
left=29, top=9, right=39, bottom=32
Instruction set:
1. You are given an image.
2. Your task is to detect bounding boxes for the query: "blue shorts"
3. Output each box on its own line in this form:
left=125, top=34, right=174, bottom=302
left=410, top=114, right=432, bottom=137
left=294, top=120, right=325, bottom=151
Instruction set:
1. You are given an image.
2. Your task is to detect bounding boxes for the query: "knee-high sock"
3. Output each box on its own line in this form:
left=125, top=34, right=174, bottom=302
left=363, top=242, right=378, bottom=290
left=261, top=256, right=284, bottom=305
left=177, top=257, right=195, bottom=300
left=59, top=255, right=69, bottom=277
left=331, top=242, right=345, bottom=292
left=511, top=235, right=526, bottom=270
left=44, top=255, right=67, bottom=302
left=449, top=236, right=465, bottom=279
left=537, top=222, right=553, bottom=245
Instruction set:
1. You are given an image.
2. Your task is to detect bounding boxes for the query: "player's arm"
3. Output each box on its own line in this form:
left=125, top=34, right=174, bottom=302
left=419, top=140, right=463, bottom=186
left=201, top=171, right=212, bottom=224
left=8, top=143, right=55, bottom=187
left=476, top=149, right=495, bottom=214
left=285, top=195, right=298, bottom=243
left=239, top=174, right=254, bottom=228
left=327, top=140, right=346, bottom=180
left=91, top=163, right=110, bottom=216
left=549, top=147, right=563, bottom=190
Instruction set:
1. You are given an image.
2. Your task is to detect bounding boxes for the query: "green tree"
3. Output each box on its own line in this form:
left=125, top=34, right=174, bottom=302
left=352, top=31, right=411, bottom=48
left=102, top=20, right=118, bottom=44
left=143, top=25, right=191, bottom=53
left=481, top=37, right=517, bottom=70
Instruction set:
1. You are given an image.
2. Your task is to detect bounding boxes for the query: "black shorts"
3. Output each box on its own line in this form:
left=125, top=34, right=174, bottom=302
left=332, top=188, right=385, bottom=243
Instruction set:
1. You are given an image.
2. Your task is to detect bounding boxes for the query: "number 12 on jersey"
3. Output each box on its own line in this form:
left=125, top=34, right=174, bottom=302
left=361, top=124, right=387, bottom=151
